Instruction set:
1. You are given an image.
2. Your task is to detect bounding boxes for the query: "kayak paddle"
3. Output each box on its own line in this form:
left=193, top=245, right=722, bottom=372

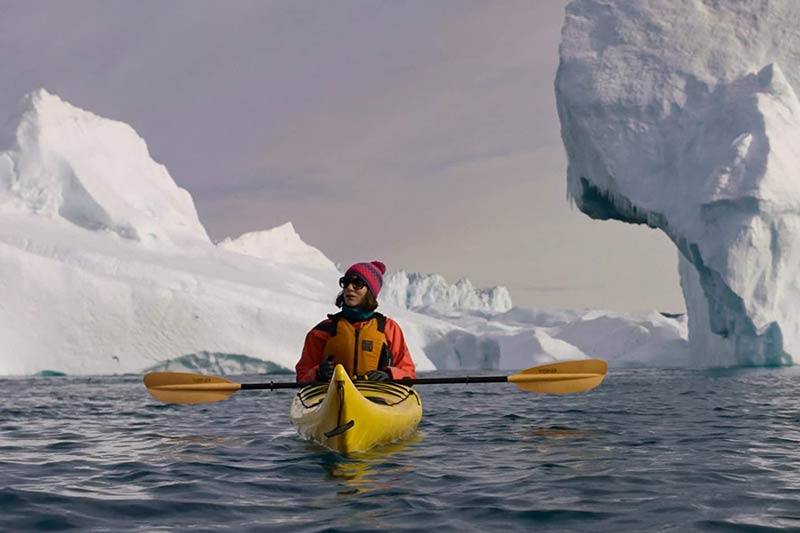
left=143, top=359, right=607, bottom=404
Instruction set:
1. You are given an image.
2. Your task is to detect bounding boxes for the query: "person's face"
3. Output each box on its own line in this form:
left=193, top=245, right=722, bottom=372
left=340, top=276, right=368, bottom=307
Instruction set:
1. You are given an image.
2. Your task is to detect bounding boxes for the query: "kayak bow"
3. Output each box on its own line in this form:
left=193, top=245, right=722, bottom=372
left=289, top=364, right=422, bottom=453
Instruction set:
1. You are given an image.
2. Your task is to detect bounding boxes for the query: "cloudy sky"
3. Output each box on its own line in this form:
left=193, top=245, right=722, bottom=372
left=1, top=0, right=684, bottom=312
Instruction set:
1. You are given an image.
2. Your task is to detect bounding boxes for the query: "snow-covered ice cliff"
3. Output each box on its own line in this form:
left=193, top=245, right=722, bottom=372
left=556, top=0, right=800, bottom=366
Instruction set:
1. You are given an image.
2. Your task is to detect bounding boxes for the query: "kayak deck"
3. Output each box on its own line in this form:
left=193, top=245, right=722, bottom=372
left=289, top=364, right=422, bottom=454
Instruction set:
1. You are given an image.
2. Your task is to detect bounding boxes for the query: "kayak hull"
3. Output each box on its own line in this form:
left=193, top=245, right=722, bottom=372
left=289, top=364, right=422, bottom=453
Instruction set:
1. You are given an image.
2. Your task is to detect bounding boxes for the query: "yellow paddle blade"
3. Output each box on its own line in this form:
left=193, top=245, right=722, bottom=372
left=508, top=359, right=608, bottom=394
left=143, top=372, right=242, bottom=404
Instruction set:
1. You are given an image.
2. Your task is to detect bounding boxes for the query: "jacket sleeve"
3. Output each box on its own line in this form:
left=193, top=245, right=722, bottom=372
left=384, top=318, right=416, bottom=380
left=295, top=325, right=330, bottom=382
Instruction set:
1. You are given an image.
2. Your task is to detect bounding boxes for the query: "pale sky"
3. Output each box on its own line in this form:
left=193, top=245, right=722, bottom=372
left=1, top=0, right=685, bottom=312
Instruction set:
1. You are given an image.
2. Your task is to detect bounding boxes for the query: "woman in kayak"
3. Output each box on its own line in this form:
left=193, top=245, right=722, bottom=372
left=295, top=260, right=416, bottom=383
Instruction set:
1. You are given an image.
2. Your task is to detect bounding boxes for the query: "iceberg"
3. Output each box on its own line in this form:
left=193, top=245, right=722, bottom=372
left=0, top=90, right=209, bottom=246
left=0, top=89, right=689, bottom=375
left=382, top=271, right=512, bottom=314
left=0, top=90, right=361, bottom=375
left=556, top=0, right=800, bottom=366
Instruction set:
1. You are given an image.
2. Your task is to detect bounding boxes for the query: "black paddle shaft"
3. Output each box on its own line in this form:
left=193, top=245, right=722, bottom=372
left=238, top=375, right=511, bottom=391
left=398, top=376, right=509, bottom=385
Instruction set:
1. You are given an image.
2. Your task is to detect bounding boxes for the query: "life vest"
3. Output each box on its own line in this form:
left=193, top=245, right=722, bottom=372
left=315, top=312, right=393, bottom=378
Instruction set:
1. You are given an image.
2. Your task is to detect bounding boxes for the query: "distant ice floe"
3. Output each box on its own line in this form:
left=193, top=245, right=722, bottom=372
left=383, top=271, right=512, bottom=314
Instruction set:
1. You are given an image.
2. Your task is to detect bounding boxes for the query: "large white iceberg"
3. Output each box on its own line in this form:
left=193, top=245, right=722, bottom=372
left=0, top=89, right=688, bottom=375
left=0, top=90, right=350, bottom=375
left=556, top=0, right=800, bottom=366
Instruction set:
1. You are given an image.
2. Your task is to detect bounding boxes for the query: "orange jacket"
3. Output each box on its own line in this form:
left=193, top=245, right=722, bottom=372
left=296, top=314, right=417, bottom=382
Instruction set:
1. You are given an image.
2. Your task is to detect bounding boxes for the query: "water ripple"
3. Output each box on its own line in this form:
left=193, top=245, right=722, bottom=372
left=2, top=369, right=800, bottom=531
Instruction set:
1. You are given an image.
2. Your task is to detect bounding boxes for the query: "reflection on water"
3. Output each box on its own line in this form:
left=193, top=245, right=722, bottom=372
left=524, top=426, right=594, bottom=440
left=154, top=434, right=234, bottom=463
left=320, top=432, right=423, bottom=495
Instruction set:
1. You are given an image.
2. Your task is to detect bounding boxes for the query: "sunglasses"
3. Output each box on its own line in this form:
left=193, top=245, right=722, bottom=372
left=339, top=276, right=367, bottom=290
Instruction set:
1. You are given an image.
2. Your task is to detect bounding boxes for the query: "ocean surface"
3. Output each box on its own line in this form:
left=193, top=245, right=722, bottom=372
left=3, top=366, right=800, bottom=532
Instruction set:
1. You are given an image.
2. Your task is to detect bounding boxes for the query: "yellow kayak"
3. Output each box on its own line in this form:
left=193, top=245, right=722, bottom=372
left=289, top=364, right=422, bottom=454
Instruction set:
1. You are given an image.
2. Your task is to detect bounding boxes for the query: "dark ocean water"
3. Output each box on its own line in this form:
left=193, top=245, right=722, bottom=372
left=3, top=367, right=800, bottom=532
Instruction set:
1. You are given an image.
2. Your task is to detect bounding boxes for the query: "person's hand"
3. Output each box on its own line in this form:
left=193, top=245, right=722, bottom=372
left=365, top=369, right=391, bottom=382
left=316, top=357, right=335, bottom=381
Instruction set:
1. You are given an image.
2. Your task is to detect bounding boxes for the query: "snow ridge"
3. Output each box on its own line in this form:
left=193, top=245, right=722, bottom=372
left=218, top=222, right=336, bottom=272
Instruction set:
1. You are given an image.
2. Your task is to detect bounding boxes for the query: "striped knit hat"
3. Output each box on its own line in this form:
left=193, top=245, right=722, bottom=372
left=345, top=261, right=386, bottom=298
